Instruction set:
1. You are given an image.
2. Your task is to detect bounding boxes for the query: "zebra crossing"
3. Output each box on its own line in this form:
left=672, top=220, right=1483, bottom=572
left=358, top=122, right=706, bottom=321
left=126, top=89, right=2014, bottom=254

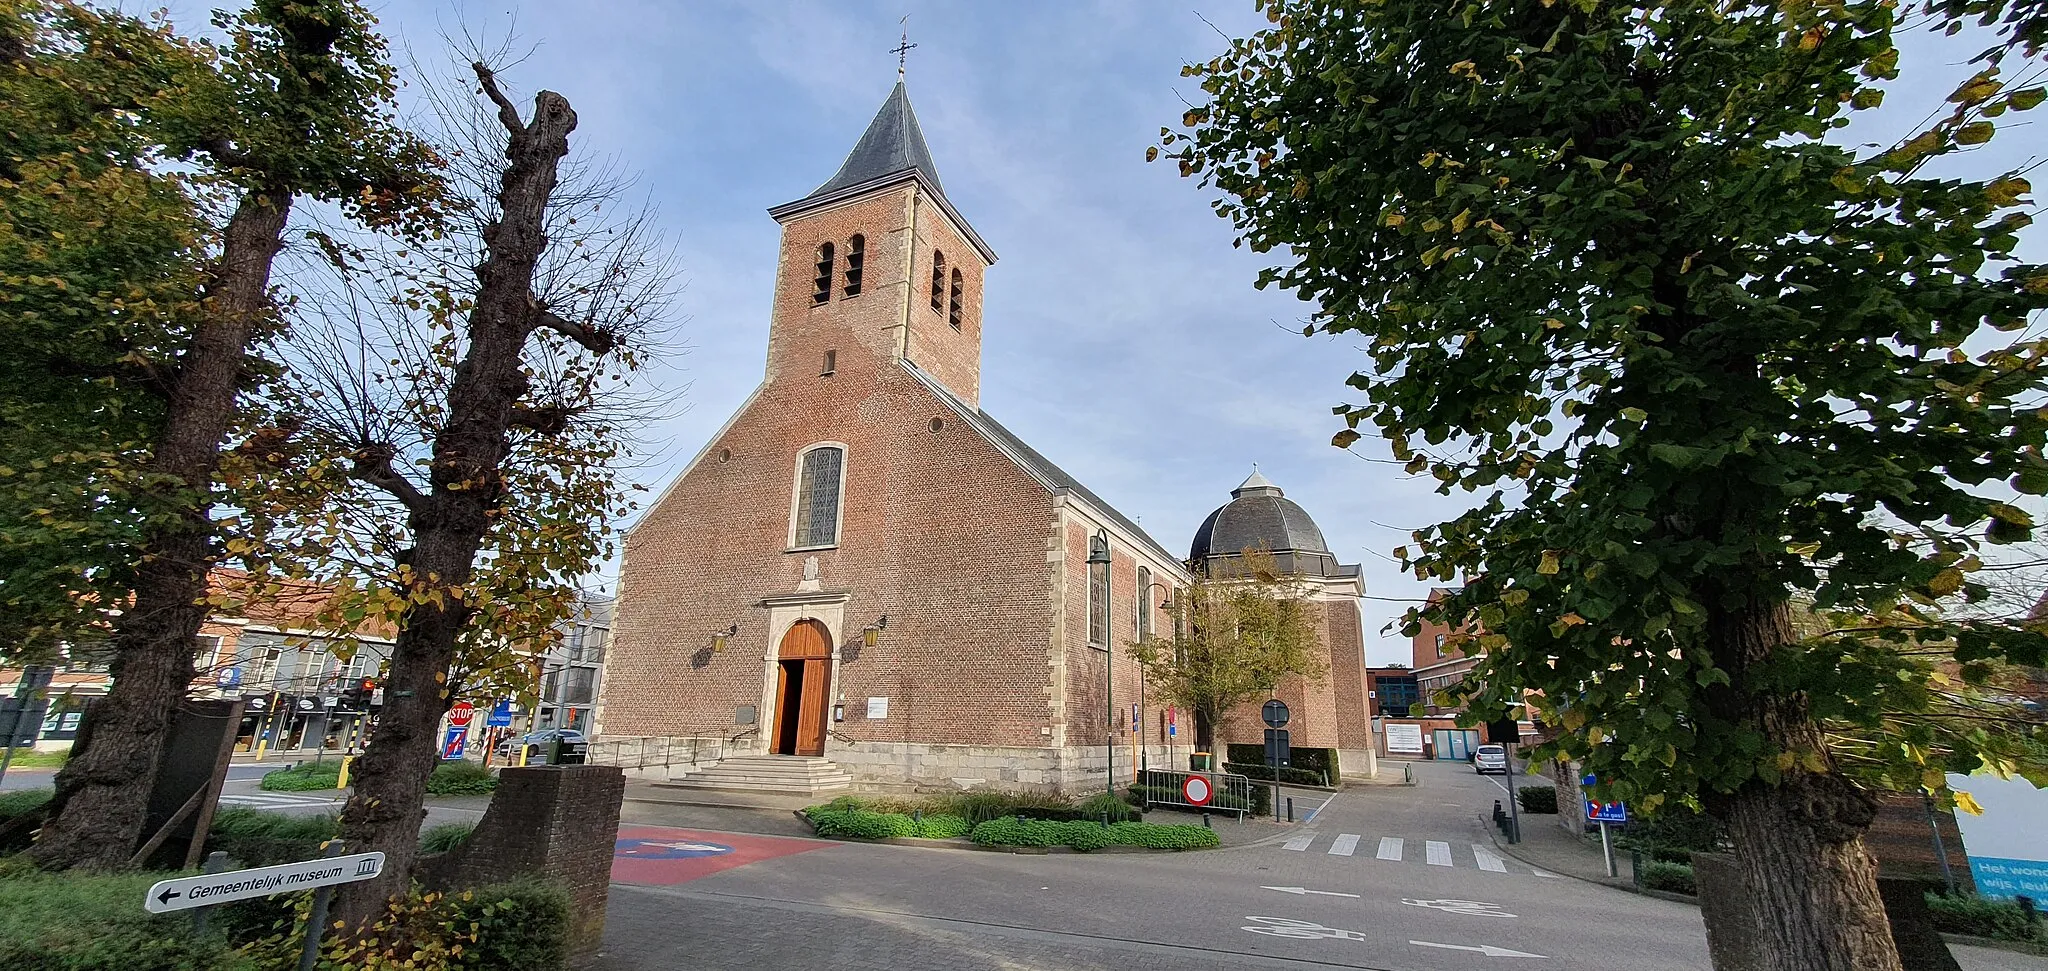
left=218, top=792, right=343, bottom=810
left=1278, top=831, right=1563, bottom=878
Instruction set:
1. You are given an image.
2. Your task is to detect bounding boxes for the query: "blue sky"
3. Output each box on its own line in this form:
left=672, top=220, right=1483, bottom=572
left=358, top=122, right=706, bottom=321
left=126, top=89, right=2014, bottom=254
left=164, top=1, right=2038, bottom=663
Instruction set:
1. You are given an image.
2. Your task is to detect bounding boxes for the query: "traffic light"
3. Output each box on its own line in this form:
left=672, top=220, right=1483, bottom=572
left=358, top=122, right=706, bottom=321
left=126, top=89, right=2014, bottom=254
left=341, top=678, right=377, bottom=711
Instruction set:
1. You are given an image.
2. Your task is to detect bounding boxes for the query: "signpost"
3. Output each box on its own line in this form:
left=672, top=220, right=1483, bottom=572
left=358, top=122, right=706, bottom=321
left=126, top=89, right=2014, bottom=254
left=147, top=845, right=384, bottom=971
left=1584, top=774, right=1628, bottom=877
left=0, top=664, right=55, bottom=784
left=1262, top=699, right=1291, bottom=821
left=441, top=725, right=468, bottom=761
left=486, top=699, right=514, bottom=728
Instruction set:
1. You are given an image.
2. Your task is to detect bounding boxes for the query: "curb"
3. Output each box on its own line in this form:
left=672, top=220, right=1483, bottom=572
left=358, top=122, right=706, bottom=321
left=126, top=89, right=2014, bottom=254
left=1480, top=812, right=1639, bottom=895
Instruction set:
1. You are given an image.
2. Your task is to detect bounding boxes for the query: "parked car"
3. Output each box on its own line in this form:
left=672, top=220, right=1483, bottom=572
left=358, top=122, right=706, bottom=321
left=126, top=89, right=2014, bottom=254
left=495, top=728, right=587, bottom=764
left=1473, top=744, right=1508, bottom=774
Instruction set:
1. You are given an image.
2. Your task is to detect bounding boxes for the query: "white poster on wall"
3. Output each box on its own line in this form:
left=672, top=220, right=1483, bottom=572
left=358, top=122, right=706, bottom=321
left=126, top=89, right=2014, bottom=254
left=866, top=696, right=889, bottom=720
left=1386, top=723, right=1425, bottom=754
left=1947, top=772, right=2048, bottom=899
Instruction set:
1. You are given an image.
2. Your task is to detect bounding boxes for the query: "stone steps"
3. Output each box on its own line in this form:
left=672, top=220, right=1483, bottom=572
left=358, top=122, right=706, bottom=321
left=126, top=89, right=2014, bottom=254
left=655, top=755, right=854, bottom=795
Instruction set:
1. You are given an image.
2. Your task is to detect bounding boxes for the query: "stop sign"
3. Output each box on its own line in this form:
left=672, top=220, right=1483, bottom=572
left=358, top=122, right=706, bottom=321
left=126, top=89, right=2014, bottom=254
left=448, top=701, right=475, bottom=727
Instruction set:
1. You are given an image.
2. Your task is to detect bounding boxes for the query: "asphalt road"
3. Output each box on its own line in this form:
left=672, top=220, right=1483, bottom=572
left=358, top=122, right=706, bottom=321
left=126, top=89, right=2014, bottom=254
left=2, top=759, right=486, bottom=830
left=594, top=762, right=2048, bottom=971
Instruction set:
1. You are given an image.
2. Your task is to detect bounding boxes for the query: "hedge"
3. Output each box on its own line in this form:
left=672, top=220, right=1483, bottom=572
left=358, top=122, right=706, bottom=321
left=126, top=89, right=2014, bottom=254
left=0, top=860, right=257, bottom=971
left=1517, top=785, right=1558, bottom=814
left=1924, top=893, right=2048, bottom=944
left=1637, top=860, right=1697, bottom=896
left=425, top=762, right=497, bottom=796
left=257, top=761, right=341, bottom=792
left=1224, top=744, right=1338, bottom=782
left=1222, top=762, right=1330, bottom=787
left=967, top=817, right=1219, bottom=851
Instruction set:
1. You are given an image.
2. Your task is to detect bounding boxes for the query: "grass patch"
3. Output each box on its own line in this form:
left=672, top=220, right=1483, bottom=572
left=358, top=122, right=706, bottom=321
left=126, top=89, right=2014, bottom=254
left=968, top=817, right=1219, bottom=851
left=0, top=748, right=68, bottom=769
left=419, top=822, right=476, bottom=854
left=207, top=806, right=340, bottom=868
left=257, top=761, right=341, bottom=792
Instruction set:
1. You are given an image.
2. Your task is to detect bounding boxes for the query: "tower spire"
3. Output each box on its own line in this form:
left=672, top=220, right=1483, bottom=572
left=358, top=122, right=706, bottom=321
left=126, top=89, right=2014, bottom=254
left=891, top=16, right=917, bottom=80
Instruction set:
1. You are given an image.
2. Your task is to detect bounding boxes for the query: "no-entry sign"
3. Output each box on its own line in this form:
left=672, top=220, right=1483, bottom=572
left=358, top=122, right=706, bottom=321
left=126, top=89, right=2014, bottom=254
left=1183, top=775, right=1213, bottom=806
left=447, top=701, right=475, bottom=727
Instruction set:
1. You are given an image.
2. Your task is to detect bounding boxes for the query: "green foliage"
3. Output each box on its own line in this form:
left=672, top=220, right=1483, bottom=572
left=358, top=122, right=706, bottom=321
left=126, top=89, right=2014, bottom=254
left=1924, top=893, right=2048, bottom=943
left=425, top=761, right=498, bottom=796
left=932, top=789, right=1080, bottom=825
left=418, top=822, right=475, bottom=854
left=230, top=878, right=570, bottom=971
left=0, top=787, right=53, bottom=853
left=437, top=879, right=571, bottom=971
left=1222, top=762, right=1329, bottom=787
left=1126, top=550, right=1328, bottom=747
left=1637, top=860, right=1698, bottom=896
left=1227, top=745, right=1341, bottom=782
left=258, top=762, right=342, bottom=792
left=1161, top=0, right=2048, bottom=823
left=967, top=817, right=1220, bottom=851
left=0, top=863, right=256, bottom=970
left=206, top=807, right=337, bottom=867
left=0, top=749, right=67, bottom=769
left=1517, top=784, right=1558, bottom=814
left=804, top=806, right=974, bottom=841
left=1077, top=791, right=1139, bottom=822
left=1618, top=807, right=1728, bottom=863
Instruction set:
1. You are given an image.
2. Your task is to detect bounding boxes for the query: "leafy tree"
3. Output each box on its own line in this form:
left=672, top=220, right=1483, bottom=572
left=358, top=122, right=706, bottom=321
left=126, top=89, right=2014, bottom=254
left=1161, top=1, right=2047, bottom=968
left=27, top=0, right=435, bottom=871
left=1126, top=549, right=1327, bottom=751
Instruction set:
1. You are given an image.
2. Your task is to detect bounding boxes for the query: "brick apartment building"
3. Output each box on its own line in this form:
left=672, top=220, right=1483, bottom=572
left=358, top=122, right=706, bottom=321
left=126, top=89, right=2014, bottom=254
left=598, top=81, right=1376, bottom=790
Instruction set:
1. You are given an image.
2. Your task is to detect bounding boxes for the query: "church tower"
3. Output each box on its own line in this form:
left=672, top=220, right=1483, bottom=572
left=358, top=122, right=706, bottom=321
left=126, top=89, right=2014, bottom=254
left=763, top=82, right=997, bottom=406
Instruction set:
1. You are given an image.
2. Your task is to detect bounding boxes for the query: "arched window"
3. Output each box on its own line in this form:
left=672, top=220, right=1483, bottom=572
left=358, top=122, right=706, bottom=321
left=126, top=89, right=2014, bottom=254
left=843, top=234, right=864, bottom=297
left=812, top=242, right=834, bottom=305
left=791, top=445, right=845, bottom=549
left=948, top=268, right=964, bottom=330
left=930, top=251, right=946, bottom=311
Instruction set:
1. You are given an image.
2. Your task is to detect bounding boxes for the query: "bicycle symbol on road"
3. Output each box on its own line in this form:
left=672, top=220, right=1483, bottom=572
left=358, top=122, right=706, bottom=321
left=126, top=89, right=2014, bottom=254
left=1241, top=917, right=1370, bottom=941
left=1401, top=898, right=1516, bottom=918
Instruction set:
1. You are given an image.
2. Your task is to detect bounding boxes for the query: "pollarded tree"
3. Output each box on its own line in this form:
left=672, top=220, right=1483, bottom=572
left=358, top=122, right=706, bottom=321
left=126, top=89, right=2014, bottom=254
left=1162, top=2, right=2047, bottom=969
left=1126, top=549, right=1327, bottom=751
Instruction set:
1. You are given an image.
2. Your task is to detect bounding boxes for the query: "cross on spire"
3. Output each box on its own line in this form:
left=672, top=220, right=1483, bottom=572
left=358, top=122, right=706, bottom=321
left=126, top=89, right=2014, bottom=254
left=891, top=16, right=917, bottom=79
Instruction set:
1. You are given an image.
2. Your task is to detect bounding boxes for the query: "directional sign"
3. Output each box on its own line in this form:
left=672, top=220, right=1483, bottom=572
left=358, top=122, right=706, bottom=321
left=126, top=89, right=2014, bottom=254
left=447, top=701, right=475, bottom=727
left=1183, top=775, right=1213, bottom=806
left=486, top=699, right=514, bottom=728
left=1587, top=798, right=1628, bottom=823
left=144, top=852, right=385, bottom=913
left=440, top=725, right=467, bottom=761
left=1411, top=940, right=1547, bottom=959
left=1261, top=698, right=1291, bottom=728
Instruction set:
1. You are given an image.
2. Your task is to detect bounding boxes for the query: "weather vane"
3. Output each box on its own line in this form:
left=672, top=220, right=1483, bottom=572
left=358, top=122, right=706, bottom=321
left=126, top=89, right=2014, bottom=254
left=891, top=16, right=917, bottom=79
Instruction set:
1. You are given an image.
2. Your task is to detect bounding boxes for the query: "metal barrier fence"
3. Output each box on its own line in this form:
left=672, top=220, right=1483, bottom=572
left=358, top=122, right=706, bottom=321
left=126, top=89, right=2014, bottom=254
left=586, top=735, right=732, bottom=773
left=1136, top=768, right=1254, bottom=820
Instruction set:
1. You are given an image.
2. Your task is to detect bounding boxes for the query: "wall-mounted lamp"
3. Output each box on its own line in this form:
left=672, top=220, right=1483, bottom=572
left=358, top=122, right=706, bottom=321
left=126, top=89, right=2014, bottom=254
left=711, top=623, right=739, bottom=653
left=861, top=614, right=889, bottom=649
left=832, top=702, right=846, bottom=722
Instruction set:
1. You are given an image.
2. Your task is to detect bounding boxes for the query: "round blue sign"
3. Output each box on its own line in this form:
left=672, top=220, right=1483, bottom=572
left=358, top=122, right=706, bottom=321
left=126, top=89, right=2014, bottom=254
left=614, top=837, right=735, bottom=860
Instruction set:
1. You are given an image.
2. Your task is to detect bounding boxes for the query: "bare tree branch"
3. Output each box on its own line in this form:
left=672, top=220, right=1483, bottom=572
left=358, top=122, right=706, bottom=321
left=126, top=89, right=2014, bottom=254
left=531, top=304, right=616, bottom=354
left=471, top=61, right=523, bottom=136
left=348, top=442, right=427, bottom=513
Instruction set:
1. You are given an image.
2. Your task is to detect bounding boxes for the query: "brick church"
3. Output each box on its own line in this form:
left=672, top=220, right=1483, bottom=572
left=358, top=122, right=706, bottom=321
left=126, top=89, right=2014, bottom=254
left=599, top=81, right=1374, bottom=791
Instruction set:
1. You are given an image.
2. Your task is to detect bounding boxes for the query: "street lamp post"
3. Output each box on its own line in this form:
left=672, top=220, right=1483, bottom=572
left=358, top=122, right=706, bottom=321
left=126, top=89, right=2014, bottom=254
left=1088, top=535, right=1113, bottom=802
left=1140, top=581, right=1175, bottom=780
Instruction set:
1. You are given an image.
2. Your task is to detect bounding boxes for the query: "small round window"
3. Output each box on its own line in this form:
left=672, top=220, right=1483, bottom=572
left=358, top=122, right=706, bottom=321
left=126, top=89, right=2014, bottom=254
left=930, top=417, right=945, bottom=433
left=718, top=448, right=732, bottom=463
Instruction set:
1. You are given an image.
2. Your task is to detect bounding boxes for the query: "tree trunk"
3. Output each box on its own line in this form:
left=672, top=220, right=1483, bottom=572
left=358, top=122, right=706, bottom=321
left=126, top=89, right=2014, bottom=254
left=1194, top=708, right=1217, bottom=752
left=1706, top=597, right=1902, bottom=971
left=331, top=74, right=577, bottom=930
left=30, top=186, right=291, bottom=871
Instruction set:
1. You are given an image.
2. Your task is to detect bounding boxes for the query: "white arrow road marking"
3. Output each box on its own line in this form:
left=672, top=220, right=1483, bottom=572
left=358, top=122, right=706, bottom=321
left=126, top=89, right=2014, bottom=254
left=1262, top=886, right=1362, bottom=898
left=1402, top=898, right=1517, bottom=918
left=1531, top=868, right=1563, bottom=879
left=1471, top=844, right=1508, bottom=872
left=1426, top=840, right=1452, bottom=866
left=1281, top=834, right=1316, bottom=852
left=1376, top=836, right=1403, bottom=861
left=1411, top=940, right=1547, bottom=958
left=1328, top=834, right=1359, bottom=856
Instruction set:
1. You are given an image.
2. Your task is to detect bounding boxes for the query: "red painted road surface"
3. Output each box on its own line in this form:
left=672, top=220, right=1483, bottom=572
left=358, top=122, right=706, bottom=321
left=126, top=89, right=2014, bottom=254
left=610, top=826, right=831, bottom=886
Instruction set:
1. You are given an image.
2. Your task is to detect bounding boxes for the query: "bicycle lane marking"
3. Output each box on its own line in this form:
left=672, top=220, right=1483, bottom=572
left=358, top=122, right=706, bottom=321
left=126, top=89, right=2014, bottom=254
left=610, top=826, right=833, bottom=887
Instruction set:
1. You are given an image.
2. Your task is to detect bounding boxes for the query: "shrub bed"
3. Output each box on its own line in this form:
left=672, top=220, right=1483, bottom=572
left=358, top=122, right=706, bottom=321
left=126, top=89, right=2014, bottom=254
left=1221, top=762, right=1329, bottom=787
left=419, top=822, right=477, bottom=854
left=1225, top=744, right=1339, bottom=780
left=0, top=859, right=257, bottom=970
left=207, top=807, right=340, bottom=868
left=1925, top=893, right=2048, bottom=944
left=425, top=761, right=497, bottom=796
left=1636, top=860, right=1697, bottom=896
left=805, top=806, right=971, bottom=841
left=258, top=761, right=342, bottom=792
left=1517, top=784, right=1558, bottom=814
left=968, top=817, right=1219, bottom=851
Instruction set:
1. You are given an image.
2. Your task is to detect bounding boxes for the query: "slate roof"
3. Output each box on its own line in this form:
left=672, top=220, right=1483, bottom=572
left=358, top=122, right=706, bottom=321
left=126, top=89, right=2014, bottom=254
left=766, top=81, right=997, bottom=264
left=1190, top=471, right=1358, bottom=579
left=901, top=362, right=1182, bottom=570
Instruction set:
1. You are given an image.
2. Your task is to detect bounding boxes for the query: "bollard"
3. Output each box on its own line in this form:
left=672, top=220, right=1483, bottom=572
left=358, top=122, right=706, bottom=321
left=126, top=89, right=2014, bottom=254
left=1203, top=813, right=1212, bottom=829
left=1286, top=797, right=1294, bottom=823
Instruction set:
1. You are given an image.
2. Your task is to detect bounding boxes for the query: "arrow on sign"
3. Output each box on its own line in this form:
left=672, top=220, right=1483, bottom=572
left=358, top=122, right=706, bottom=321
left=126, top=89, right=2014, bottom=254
left=1262, top=886, right=1361, bottom=898
left=156, top=888, right=180, bottom=906
left=1411, top=940, right=1546, bottom=959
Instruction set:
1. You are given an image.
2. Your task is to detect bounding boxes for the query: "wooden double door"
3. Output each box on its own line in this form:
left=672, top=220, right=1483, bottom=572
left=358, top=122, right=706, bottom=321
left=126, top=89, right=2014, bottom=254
left=771, top=620, right=831, bottom=757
